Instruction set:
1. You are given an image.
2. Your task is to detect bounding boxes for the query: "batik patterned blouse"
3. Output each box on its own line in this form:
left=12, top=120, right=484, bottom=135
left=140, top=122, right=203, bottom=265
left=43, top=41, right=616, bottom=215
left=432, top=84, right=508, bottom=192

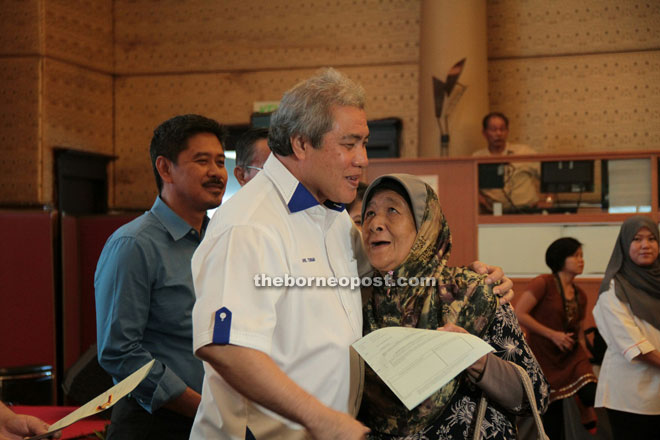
left=366, top=304, right=549, bottom=440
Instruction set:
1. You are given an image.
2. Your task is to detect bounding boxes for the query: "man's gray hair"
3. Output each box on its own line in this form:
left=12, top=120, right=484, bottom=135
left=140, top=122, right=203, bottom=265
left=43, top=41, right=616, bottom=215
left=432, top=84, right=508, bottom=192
left=268, top=68, right=366, bottom=156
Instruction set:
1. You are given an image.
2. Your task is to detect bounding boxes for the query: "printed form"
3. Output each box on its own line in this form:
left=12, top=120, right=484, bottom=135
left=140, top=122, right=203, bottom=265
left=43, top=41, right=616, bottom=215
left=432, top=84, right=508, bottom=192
left=352, top=327, right=493, bottom=410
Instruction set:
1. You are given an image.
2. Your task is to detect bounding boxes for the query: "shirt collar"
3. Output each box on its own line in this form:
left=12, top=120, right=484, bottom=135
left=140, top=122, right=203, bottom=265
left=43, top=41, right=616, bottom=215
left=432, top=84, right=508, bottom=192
left=150, top=196, right=208, bottom=241
left=263, top=154, right=345, bottom=214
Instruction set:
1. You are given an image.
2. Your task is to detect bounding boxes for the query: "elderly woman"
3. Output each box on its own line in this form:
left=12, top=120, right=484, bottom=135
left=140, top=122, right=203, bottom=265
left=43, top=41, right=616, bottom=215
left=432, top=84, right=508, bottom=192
left=358, top=174, right=548, bottom=440
left=593, top=216, right=660, bottom=438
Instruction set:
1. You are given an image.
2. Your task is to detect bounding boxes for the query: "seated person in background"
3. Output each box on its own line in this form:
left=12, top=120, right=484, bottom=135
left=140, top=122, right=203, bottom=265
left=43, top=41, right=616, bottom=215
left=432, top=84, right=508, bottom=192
left=473, top=112, right=540, bottom=213
left=0, top=401, right=58, bottom=439
left=346, top=181, right=368, bottom=230
left=593, top=216, right=660, bottom=439
left=358, top=174, right=549, bottom=440
left=515, top=238, right=598, bottom=439
left=233, top=127, right=271, bottom=186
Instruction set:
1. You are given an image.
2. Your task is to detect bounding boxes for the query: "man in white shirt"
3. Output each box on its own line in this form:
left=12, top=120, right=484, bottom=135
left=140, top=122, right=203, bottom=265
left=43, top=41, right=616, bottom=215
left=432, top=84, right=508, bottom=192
left=191, top=68, right=370, bottom=439
left=473, top=112, right=540, bottom=213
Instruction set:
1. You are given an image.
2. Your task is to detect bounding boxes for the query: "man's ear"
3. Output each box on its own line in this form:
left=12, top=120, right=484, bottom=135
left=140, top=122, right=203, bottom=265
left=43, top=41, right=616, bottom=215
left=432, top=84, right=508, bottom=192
left=234, top=166, right=247, bottom=186
left=155, top=156, right=175, bottom=185
left=290, top=134, right=308, bottom=160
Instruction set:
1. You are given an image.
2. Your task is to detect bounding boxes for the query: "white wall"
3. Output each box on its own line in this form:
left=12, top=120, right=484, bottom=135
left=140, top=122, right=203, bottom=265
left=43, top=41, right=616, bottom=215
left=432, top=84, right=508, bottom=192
left=478, top=223, right=622, bottom=276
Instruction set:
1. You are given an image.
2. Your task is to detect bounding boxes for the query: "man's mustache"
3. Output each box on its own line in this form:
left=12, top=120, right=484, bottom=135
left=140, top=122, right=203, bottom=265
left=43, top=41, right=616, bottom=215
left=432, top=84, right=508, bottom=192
left=203, top=178, right=225, bottom=188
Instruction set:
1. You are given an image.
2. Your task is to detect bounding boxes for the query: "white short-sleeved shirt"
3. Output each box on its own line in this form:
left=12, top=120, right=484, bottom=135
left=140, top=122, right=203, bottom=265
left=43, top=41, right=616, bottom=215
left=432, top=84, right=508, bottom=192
left=190, top=154, right=364, bottom=439
left=593, top=281, right=660, bottom=414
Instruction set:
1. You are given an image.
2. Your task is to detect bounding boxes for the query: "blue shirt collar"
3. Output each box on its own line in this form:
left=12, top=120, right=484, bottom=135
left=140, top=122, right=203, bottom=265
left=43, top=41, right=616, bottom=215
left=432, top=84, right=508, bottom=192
left=263, top=155, right=345, bottom=214
left=150, top=196, right=209, bottom=241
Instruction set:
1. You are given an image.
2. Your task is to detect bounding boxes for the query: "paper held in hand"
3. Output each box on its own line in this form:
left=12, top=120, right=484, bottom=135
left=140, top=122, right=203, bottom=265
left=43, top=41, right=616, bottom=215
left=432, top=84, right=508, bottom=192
left=27, top=359, right=155, bottom=440
left=352, top=327, right=494, bottom=410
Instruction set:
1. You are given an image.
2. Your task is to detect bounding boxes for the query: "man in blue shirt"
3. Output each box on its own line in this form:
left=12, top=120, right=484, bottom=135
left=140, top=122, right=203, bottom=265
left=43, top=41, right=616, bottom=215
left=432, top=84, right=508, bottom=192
left=95, top=114, right=227, bottom=440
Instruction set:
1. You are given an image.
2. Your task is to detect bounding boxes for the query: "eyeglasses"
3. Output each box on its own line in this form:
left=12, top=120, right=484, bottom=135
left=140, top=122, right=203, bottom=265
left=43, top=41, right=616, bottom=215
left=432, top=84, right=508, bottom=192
left=245, top=166, right=263, bottom=172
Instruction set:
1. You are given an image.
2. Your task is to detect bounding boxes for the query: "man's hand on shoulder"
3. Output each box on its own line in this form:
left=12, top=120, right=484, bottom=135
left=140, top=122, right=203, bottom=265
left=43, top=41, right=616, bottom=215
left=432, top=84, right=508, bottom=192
left=469, top=261, right=514, bottom=304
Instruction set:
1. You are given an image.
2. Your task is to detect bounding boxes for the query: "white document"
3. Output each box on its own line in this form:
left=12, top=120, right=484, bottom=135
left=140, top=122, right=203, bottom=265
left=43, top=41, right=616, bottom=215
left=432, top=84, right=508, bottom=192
left=27, top=359, right=155, bottom=440
left=352, top=327, right=493, bottom=410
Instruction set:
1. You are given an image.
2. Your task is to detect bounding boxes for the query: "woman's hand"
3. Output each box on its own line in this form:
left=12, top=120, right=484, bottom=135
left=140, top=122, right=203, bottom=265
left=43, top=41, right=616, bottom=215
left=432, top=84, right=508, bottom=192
left=549, top=330, right=575, bottom=352
left=438, top=323, right=487, bottom=380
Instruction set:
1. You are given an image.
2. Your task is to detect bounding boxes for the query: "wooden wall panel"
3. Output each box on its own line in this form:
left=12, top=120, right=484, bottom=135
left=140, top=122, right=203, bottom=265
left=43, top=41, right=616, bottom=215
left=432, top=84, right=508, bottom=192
left=486, top=0, right=660, bottom=156
left=42, top=59, right=113, bottom=204
left=61, top=214, right=138, bottom=371
left=0, top=58, right=41, bottom=204
left=0, top=0, right=42, bottom=55
left=114, top=0, right=420, bottom=74
left=0, top=211, right=56, bottom=369
left=488, top=51, right=660, bottom=154
left=114, top=65, right=418, bottom=209
left=61, top=215, right=81, bottom=371
left=488, top=0, right=660, bottom=58
left=354, top=66, right=419, bottom=158
left=0, top=0, right=113, bottom=205
left=44, top=0, right=113, bottom=73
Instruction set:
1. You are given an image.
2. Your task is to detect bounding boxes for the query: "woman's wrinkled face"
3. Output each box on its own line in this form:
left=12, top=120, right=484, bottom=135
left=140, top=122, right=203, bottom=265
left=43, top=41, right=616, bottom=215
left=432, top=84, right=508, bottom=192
left=362, top=189, right=417, bottom=273
left=629, top=226, right=659, bottom=267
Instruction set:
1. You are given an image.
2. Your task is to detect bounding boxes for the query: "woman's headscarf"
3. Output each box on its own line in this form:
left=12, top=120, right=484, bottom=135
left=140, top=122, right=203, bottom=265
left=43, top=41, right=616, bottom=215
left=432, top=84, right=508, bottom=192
left=599, top=215, right=660, bottom=330
left=359, top=174, right=498, bottom=436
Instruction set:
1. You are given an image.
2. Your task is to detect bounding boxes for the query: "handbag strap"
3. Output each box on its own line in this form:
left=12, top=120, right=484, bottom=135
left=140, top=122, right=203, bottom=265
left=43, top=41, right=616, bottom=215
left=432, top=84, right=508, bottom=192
left=511, top=362, right=549, bottom=440
left=472, top=363, right=549, bottom=440
left=471, top=395, right=488, bottom=440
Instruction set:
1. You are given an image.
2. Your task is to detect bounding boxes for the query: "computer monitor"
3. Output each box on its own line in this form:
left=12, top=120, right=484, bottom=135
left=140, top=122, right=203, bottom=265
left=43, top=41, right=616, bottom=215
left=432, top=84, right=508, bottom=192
left=365, top=118, right=401, bottom=158
left=478, top=163, right=506, bottom=189
left=250, top=112, right=272, bottom=128
left=541, top=160, right=594, bottom=193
